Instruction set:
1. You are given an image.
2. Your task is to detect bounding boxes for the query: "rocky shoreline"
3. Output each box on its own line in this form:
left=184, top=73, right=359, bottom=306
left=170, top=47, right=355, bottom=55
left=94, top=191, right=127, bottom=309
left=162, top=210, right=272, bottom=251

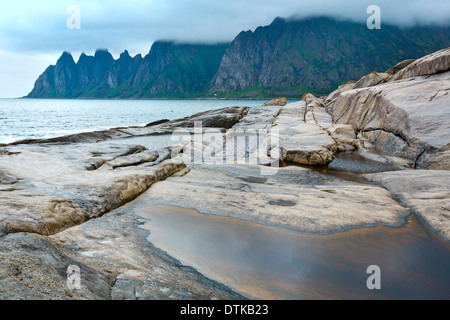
left=0, top=48, right=449, bottom=299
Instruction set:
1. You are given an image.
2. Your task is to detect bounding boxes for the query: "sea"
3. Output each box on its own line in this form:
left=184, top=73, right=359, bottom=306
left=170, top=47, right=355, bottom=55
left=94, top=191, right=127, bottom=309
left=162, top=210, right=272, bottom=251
left=0, top=99, right=268, bottom=144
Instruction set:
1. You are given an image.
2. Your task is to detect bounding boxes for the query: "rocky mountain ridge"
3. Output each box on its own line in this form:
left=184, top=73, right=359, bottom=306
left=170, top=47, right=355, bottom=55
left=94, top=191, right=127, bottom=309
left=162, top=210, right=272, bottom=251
left=27, top=16, right=449, bottom=99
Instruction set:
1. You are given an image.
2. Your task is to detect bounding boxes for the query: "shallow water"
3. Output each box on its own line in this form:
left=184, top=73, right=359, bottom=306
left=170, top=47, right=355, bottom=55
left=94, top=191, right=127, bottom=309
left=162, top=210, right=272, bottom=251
left=328, top=152, right=401, bottom=173
left=282, top=151, right=402, bottom=184
left=0, top=99, right=266, bottom=144
left=137, top=204, right=450, bottom=300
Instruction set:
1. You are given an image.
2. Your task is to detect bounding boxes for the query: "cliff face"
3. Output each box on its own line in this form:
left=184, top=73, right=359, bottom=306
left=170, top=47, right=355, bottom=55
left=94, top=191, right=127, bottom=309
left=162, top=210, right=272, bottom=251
left=27, top=42, right=228, bottom=99
left=27, top=17, right=450, bottom=99
left=210, top=17, right=450, bottom=98
left=129, top=42, right=229, bottom=97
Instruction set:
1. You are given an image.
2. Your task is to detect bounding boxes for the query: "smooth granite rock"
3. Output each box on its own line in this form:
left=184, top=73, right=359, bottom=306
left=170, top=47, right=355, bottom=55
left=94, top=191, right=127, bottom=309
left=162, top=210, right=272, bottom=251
left=0, top=140, right=185, bottom=236
left=143, top=164, right=408, bottom=234
left=263, top=97, right=287, bottom=106
left=0, top=206, right=244, bottom=299
left=326, top=71, right=450, bottom=169
left=364, top=170, right=450, bottom=241
left=273, top=101, right=337, bottom=165
left=391, top=48, right=450, bottom=81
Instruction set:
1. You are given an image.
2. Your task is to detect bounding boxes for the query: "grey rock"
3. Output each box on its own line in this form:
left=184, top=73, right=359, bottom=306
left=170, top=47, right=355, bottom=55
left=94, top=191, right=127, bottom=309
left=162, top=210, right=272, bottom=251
left=273, top=101, right=336, bottom=165
left=143, top=164, right=408, bottom=234
left=0, top=208, right=244, bottom=299
left=160, top=106, right=249, bottom=130
left=326, top=71, right=450, bottom=169
left=353, top=72, right=390, bottom=89
left=0, top=139, right=185, bottom=236
left=385, top=59, right=416, bottom=75
left=364, top=170, right=450, bottom=241
left=0, top=232, right=114, bottom=300
left=391, top=48, right=450, bottom=81
left=263, top=97, right=287, bottom=106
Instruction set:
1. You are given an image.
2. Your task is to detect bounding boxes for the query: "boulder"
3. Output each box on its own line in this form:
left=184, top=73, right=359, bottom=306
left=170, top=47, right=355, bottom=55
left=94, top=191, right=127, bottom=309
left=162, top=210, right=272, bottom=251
left=385, top=59, right=416, bottom=75
left=159, top=106, right=249, bottom=129
left=353, top=72, right=390, bottom=89
left=263, top=97, right=287, bottom=106
left=391, top=48, right=450, bottom=81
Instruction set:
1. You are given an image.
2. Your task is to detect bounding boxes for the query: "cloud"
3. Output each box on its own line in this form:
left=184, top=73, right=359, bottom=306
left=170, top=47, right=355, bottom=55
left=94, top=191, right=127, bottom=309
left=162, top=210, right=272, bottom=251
left=0, top=0, right=449, bottom=97
left=1, top=0, right=449, bottom=55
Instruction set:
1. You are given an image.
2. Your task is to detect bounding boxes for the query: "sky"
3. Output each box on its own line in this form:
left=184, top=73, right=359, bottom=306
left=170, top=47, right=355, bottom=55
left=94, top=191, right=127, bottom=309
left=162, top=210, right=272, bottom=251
left=0, top=0, right=449, bottom=98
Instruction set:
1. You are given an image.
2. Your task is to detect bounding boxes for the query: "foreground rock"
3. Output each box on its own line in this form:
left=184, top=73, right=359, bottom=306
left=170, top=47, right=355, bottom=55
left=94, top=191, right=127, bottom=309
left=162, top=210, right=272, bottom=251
left=143, top=164, right=408, bottom=234
left=0, top=106, right=257, bottom=299
left=0, top=106, right=253, bottom=236
left=364, top=170, right=450, bottom=241
left=0, top=206, right=243, bottom=299
left=325, top=49, right=450, bottom=169
left=273, top=101, right=337, bottom=165
left=0, top=141, right=184, bottom=236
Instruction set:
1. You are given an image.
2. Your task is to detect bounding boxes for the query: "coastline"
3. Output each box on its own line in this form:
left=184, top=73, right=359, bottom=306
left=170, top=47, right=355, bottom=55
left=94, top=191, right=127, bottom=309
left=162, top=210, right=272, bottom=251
left=0, top=48, right=449, bottom=299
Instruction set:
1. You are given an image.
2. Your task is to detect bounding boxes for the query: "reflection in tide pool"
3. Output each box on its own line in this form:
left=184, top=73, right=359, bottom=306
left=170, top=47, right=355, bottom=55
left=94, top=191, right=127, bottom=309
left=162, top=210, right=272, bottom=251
left=137, top=205, right=450, bottom=300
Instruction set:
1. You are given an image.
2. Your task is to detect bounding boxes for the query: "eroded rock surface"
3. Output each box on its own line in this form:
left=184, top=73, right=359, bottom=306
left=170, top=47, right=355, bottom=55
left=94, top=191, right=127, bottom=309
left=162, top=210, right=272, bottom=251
left=0, top=141, right=185, bottom=236
left=0, top=207, right=243, bottom=300
left=273, top=101, right=337, bottom=165
left=143, top=164, right=408, bottom=234
left=263, top=97, right=287, bottom=106
left=391, top=48, right=450, bottom=81
left=0, top=106, right=255, bottom=300
left=326, top=71, right=450, bottom=169
left=365, top=170, right=450, bottom=241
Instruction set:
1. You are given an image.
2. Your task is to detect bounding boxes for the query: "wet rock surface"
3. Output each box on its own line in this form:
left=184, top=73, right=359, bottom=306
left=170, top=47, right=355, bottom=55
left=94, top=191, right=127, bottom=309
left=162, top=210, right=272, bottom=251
left=0, top=209, right=243, bottom=300
left=143, top=164, right=408, bottom=234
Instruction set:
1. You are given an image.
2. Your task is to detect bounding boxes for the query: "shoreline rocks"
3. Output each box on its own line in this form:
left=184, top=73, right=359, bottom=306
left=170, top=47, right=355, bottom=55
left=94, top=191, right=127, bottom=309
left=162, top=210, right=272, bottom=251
left=273, top=101, right=337, bottom=165
left=263, top=97, right=287, bottom=106
left=142, top=164, right=409, bottom=234
left=364, top=170, right=450, bottom=241
left=0, top=48, right=449, bottom=300
left=325, top=65, right=450, bottom=169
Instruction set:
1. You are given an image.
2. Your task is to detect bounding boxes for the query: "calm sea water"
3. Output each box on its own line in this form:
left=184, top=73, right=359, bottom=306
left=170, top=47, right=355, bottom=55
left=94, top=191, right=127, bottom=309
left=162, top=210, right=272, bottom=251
left=0, top=99, right=268, bottom=144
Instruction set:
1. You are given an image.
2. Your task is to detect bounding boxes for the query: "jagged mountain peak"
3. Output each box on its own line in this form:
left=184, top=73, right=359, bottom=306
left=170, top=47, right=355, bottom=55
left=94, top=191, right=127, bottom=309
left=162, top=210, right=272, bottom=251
left=27, top=16, right=449, bottom=99
left=57, top=51, right=76, bottom=64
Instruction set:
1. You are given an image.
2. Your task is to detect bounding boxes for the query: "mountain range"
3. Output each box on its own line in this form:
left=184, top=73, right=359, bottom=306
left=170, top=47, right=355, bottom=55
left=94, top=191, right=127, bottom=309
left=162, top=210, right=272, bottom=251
left=27, top=16, right=450, bottom=99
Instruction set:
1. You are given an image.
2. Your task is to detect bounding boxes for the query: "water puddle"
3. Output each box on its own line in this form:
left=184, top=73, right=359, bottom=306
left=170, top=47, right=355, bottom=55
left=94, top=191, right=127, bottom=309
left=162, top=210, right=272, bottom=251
left=137, top=204, right=450, bottom=300
left=283, top=151, right=402, bottom=184
left=328, top=151, right=401, bottom=174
